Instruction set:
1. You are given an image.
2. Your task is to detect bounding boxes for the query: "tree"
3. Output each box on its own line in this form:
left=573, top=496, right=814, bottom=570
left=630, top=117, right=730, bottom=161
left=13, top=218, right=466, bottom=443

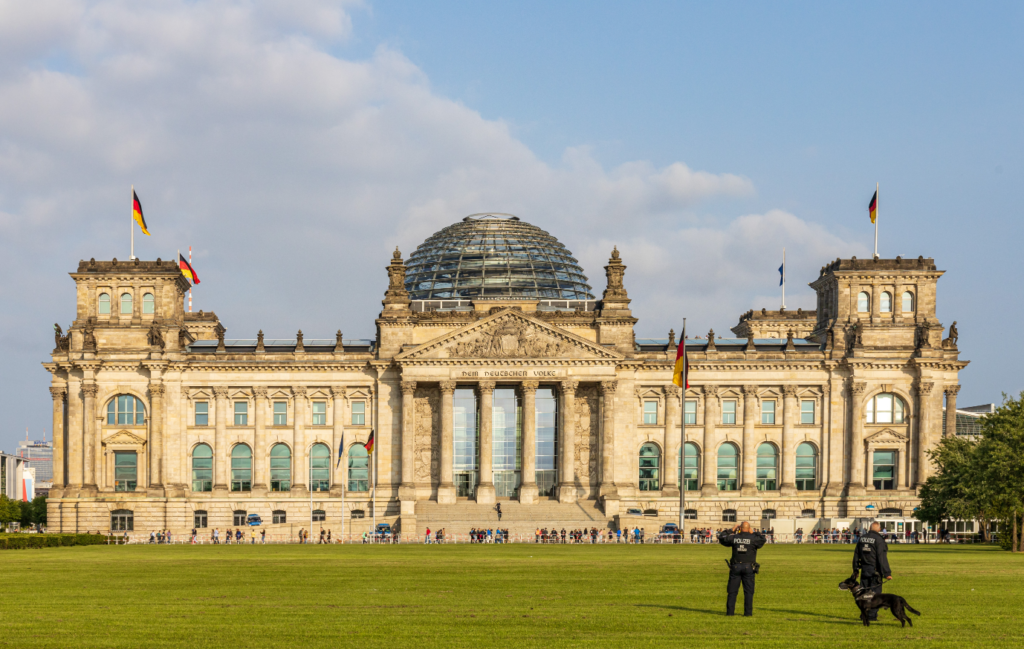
left=0, top=494, right=19, bottom=530
left=918, top=436, right=986, bottom=535
left=974, top=391, right=1024, bottom=552
left=31, top=495, right=47, bottom=527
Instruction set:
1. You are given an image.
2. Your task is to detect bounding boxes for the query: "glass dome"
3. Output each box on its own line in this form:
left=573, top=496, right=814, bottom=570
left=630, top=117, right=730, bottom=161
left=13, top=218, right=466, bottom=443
left=405, top=213, right=594, bottom=300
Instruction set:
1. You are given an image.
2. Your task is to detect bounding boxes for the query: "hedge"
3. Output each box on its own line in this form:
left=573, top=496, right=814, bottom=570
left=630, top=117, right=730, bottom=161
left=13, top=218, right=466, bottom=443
left=0, top=533, right=108, bottom=550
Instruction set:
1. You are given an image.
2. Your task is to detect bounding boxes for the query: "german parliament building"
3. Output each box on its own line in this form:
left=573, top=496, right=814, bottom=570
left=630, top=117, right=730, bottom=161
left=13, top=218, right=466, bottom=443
left=44, top=214, right=967, bottom=535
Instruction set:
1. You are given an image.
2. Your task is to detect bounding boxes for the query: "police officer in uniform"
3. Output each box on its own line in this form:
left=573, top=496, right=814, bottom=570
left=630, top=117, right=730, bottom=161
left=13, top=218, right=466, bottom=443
left=718, top=521, right=766, bottom=616
left=853, top=521, right=893, bottom=621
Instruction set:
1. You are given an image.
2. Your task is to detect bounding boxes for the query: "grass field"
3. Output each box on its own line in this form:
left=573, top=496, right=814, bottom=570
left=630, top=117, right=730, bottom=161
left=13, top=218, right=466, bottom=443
left=3, top=542, right=1022, bottom=648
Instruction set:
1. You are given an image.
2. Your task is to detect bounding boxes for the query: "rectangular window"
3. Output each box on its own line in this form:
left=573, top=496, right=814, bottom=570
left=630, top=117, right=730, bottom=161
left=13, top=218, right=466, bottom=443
left=194, top=401, right=209, bottom=426
left=761, top=400, right=776, bottom=425
left=453, top=388, right=479, bottom=498
left=801, top=400, right=815, bottom=425
left=351, top=401, right=366, bottom=426
left=114, top=451, right=137, bottom=492
left=273, top=511, right=286, bottom=525
left=273, top=402, right=287, bottom=426
left=312, top=401, right=326, bottom=426
left=194, top=511, right=207, bottom=529
left=684, top=400, right=697, bottom=425
left=872, top=450, right=897, bottom=490
left=233, top=511, right=247, bottom=527
left=535, top=388, right=558, bottom=497
left=234, top=401, right=248, bottom=426
left=875, top=394, right=894, bottom=424
left=722, top=400, right=737, bottom=425
left=643, top=400, right=658, bottom=425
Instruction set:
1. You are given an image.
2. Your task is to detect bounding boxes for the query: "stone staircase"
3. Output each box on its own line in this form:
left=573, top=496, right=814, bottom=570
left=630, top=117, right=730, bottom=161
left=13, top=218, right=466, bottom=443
left=412, top=499, right=612, bottom=539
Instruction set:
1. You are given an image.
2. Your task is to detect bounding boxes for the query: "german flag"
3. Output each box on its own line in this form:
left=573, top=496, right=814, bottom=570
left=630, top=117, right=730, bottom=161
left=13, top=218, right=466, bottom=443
left=363, top=430, right=375, bottom=455
left=672, top=329, right=689, bottom=389
left=132, top=189, right=150, bottom=235
left=179, top=253, right=200, bottom=284
left=868, top=189, right=878, bottom=224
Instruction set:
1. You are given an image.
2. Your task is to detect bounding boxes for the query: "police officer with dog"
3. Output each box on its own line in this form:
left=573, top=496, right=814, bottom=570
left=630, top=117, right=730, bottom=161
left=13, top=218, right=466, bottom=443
left=718, top=521, right=766, bottom=616
left=853, top=521, right=893, bottom=621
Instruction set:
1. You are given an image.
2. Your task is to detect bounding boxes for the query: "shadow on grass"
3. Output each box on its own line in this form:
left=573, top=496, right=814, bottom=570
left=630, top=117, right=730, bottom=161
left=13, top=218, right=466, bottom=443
left=635, top=604, right=726, bottom=616
left=762, top=607, right=859, bottom=624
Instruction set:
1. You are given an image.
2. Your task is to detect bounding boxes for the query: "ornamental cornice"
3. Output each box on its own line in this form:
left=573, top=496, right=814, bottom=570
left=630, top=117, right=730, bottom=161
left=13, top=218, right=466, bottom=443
left=397, top=358, right=619, bottom=368
left=175, top=361, right=376, bottom=372
left=636, top=362, right=831, bottom=372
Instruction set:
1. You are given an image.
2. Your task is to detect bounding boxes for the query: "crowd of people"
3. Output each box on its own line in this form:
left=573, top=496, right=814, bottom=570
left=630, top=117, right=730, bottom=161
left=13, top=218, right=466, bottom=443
left=689, top=527, right=776, bottom=544
left=795, top=527, right=928, bottom=544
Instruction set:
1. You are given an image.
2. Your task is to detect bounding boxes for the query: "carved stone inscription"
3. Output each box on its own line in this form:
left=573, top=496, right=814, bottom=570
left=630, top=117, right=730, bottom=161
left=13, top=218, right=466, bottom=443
left=450, top=368, right=567, bottom=379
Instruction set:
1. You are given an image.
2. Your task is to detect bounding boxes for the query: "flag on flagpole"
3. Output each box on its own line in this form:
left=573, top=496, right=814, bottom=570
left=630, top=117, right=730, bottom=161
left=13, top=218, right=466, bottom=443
left=672, top=326, right=689, bottom=389
left=179, top=253, right=200, bottom=284
left=868, top=189, right=878, bottom=224
left=778, top=262, right=785, bottom=286
left=336, top=433, right=345, bottom=468
left=363, top=429, right=375, bottom=454
left=132, top=189, right=150, bottom=235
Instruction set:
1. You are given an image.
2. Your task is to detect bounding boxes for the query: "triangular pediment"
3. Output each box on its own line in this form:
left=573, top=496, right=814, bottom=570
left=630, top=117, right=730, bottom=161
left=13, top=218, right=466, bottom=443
left=396, top=309, right=624, bottom=361
left=103, top=430, right=147, bottom=446
left=864, top=427, right=909, bottom=445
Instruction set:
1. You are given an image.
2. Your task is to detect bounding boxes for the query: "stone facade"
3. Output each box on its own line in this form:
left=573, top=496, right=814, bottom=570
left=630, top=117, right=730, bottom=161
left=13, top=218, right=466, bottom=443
left=44, top=249, right=967, bottom=535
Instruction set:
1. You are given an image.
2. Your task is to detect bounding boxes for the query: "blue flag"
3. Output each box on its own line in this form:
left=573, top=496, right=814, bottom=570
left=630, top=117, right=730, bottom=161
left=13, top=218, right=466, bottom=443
left=336, top=433, right=345, bottom=467
left=779, top=263, right=785, bottom=286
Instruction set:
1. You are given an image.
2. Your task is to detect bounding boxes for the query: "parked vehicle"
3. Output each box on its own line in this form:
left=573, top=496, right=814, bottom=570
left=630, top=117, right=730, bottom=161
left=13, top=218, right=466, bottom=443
left=246, top=514, right=263, bottom=526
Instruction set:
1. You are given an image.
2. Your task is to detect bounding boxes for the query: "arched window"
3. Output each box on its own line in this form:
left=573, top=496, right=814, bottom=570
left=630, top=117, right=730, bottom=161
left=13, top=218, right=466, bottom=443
left=857, top=291, right=870, bottom=313
left=233, top=510, right=247, bottom=526
left=272, top=510, right=287, bottom=524
left=142, top=292, right=155, bottom=314
left=756, top=443, right=778, bottom=491
left=902, top=291, right=915, bottom=312
left=796, top=442, right=818, bottom=490
left=191, top=444, right=213, bottom=492
left=312, top=509, right=326, bottom=523
left=762, top=509, right=777, bottom=520
left=865, top=393, right=907, bottom=424
left=120, top=292, right=133, bottom=315
left=270, top=444, right=291, bottom=492
left=98, top=293, right=110, bottom=314
left=638, top=443, right=661, bottom=491
left=194, top=510, right=208, bottom=528
left=230, top=444, right=252, bottom=492
left=722, top=509, right=737, bottom=523
left=111, top=509, right=133, bottom=531
left=679, top=442, right=700, bottom=491
left=717, top=443, right=739, bottom=491
left=309, top=443, right=331, bottom=492
left=800, top=508, right=816, bottom=518
left=107, top=395, right=146, bottom=425
left=347, top=444, right=369, bottom=492
left=880, top=291, right=892, bottom=313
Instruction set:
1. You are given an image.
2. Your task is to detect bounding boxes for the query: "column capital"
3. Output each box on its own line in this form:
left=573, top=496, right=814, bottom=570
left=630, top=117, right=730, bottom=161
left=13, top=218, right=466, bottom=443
left=599, top=380, right=617, bottom=396
left=521, top=380, right=539, bottom=393
left=81, top=383, right=99, bottom=398
left=742, top=384, right=758, bottom=397
left=49, top=386, right=66, bottom=400
left=851, top=381, right=867, bottom=396
left=254, top=386, right=269, bottom=399
left=944, top=384, right=961, bottom=397
left=439, top=381, right=457, bottom=395
left=701, top=384, right=718, bottom=398
left=478, top=380, right=496, bottom=394
left=149, top=383, right=165, bottom=397
left=400, top=381, right=417, bottom=395
left=329, top=385, right=345, bottom=399
left=292, top=386, right=308, bottom=398
left=212, top=386, right=230, bottom=399
left=822, top=382, right=832, bottom=396
left=560, top=380, right=578, bottom=396
left=916, top=381, right=934, bottom=396
left=664, top=384, right=681, bottom=398
left=781, top=385, right=799, bottom=398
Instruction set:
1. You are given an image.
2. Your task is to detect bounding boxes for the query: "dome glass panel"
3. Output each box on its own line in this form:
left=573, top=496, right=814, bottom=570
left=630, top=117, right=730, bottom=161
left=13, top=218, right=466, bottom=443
left=405, top=214, right=594, bottom=300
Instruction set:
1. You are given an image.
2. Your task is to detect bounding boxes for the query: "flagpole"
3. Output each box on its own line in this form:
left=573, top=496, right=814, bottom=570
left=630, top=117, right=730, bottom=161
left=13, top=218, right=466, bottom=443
left=130, top=185, right=135, bottom=260
left=678, top=318, right=686, bottom=539
left=874, top=182, right=879, bottom=259
left=781, top=248, right=786, bottom=309
left=371, top=440, right=377, bottom=541
left=188, top=246, right=193, bottom=312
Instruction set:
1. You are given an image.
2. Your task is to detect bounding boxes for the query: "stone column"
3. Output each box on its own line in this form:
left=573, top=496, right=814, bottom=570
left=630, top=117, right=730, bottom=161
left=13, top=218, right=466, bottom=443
left=740, top=385, right=758, bottom=495
left=915, top=381, right=934, bottom=486
left=701, top=385, right=718, bottom=495
left=824, top=379, right=844, bottom=497
left=849, top=382, right=867, bottom=495
left=292, top=386, right=308, bottom=492
left=399, top=381, right=417, bottom=489
left=662, top=385, right=680, bottom=494
left=66, top=377, right=83, bottom=487
left=82, top=382, right=98, bottom=489
left=476, top=381, right=496, bottom=504
left=437, top=382, right=457, bottom=504
left=944, top=385, right=960, bottom=438
left=253, top=386, right=269, bottom=492
left=519, top=380, right=539, bottom=504
left=50, top=386, right=66, bottom=488
left=213, top=386, right=229, bottom=492
left=329, top=386, right=344, bottom=496
left=780, top=385, right=798, bottom=495
left=148, top=382, right=165, bottom=490
left=557, top=380, right=577, bottom=504
left=599, top=381, right=618, bottom=498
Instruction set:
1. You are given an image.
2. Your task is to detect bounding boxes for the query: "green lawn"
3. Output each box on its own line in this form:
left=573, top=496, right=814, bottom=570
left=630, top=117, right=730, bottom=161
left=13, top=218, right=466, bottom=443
left=3, top=542, right=1022, bottom=648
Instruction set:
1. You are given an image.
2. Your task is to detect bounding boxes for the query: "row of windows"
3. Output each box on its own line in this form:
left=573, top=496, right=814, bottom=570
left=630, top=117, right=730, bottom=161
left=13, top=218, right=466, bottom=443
left=112, top=508, right=369, bottom=531
left=857, top=290, right=915, bottom=314
left=190, top=443, right=370, bottom=493
left=643, top=398, right=818, bottom=426
left=98, top=292, right=156, bottom=315
left=639, top=441, right=820, bottom=492
left=193, top=400, right=366, bottom=427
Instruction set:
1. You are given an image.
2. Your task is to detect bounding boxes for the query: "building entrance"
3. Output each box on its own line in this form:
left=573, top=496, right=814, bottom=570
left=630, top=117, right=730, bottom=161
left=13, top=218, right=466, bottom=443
left=455, top=471, right=477, bottom=498
left=494, top=470, right=521, bottom=498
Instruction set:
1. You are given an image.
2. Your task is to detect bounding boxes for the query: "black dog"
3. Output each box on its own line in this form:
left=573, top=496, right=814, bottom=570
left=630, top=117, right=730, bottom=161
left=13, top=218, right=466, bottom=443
left=839, top=574, right=921, bottom=627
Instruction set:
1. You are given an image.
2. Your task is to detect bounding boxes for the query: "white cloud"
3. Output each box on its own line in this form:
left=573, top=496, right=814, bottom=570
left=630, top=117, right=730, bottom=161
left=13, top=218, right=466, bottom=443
left=0, top=1, right=861, bottom=447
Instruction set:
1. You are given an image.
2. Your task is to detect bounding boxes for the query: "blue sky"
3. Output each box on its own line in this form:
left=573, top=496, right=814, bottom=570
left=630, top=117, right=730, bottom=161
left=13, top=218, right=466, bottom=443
left=0, top=1, right=1021, bottom=450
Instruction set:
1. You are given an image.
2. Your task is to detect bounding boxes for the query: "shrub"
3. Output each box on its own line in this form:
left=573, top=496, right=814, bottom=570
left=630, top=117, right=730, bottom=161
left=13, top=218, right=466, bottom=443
left=0, top=533, right=108, bottom=550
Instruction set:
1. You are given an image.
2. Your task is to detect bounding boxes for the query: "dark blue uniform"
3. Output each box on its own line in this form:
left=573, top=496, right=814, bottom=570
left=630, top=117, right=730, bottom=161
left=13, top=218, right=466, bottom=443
left=853, top=530, right=892, bottom=620
left=719, top=529, right=766, bottom=616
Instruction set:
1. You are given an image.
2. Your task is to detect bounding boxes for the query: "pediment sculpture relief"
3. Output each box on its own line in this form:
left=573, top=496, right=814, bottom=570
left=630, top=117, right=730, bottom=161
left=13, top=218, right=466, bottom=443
left=450, top=317, right=572, bottom=359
